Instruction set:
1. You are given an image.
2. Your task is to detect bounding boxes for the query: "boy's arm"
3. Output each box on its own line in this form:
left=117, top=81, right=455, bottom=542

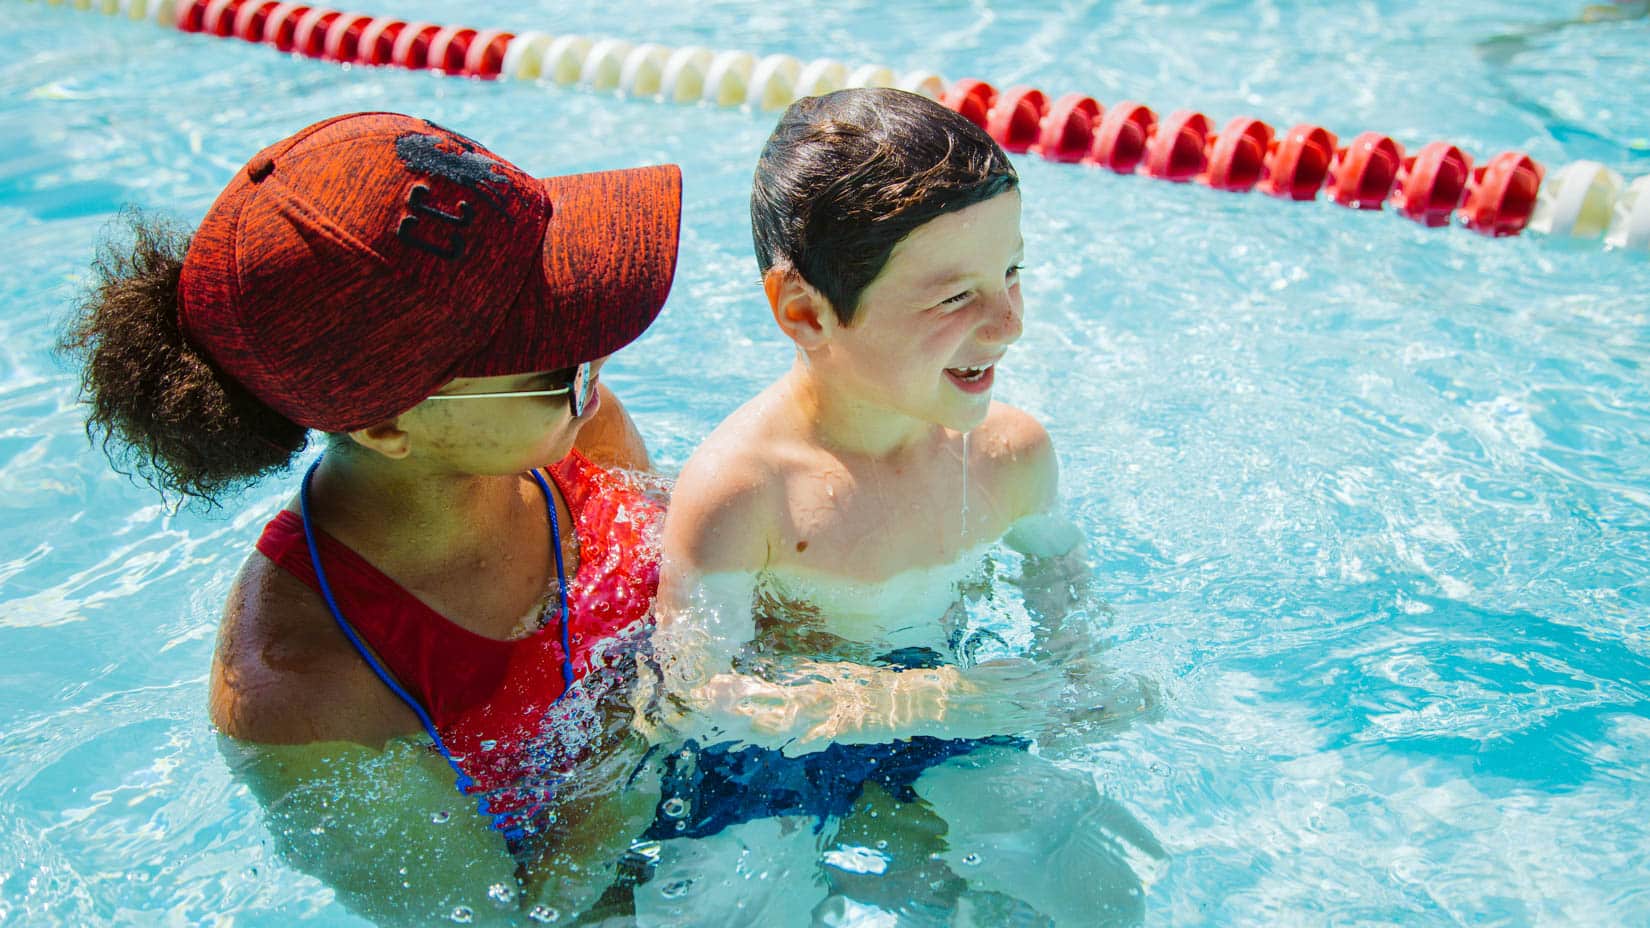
left=987, top=407, right=1097, bottom=655
left=986, top=410, right=1158, bottom=737
left=654, top=447, right=1065, bottom=754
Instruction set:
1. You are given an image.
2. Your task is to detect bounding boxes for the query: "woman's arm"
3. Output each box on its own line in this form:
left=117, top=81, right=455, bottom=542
left=573, top=382, right=651, bottom=472
left=225, top=736, right=529, bottom=927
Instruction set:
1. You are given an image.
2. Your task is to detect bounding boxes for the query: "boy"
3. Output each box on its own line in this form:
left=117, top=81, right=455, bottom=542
left=639, top=90, right=1158, bottom=925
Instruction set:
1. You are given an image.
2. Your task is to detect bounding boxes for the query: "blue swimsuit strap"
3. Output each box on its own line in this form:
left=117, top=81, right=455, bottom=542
left=297, top=457, right=571, bottom=839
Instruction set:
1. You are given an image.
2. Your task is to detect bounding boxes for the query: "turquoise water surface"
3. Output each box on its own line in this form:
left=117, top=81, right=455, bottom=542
left=2, top=1, right=1648, bottom=925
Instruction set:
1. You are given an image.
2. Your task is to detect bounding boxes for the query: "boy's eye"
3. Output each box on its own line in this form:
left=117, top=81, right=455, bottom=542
left=1007, top=263, right=1025, bottom=280
left=940, top=290, right=973, bottom=307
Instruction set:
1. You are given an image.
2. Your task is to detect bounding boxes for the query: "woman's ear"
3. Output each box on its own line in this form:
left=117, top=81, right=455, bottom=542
left=346, top=418, right=411, bottom=460
left=764, top=267, right=837, bottom=350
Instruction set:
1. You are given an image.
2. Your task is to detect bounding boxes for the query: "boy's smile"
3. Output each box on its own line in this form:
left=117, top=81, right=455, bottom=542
left=824, top=189, right=1025, bottom=433
left=945, top=363, right=997, bottom=394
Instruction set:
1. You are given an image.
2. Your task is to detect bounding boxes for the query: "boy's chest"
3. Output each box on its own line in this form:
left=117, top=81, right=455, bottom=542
left=770, top=461, right=1005, bottom=583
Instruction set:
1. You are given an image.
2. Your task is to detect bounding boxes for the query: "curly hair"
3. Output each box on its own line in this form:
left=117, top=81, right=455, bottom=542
left=58, top=210, right=309, bottom=508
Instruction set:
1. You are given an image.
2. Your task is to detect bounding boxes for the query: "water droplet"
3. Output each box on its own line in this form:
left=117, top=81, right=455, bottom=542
left=431, top=810, right=451, bottom=824
left=661, top=797, right=689, bottom=819
left=674, top=820, right=687, bottom=832
left=450, top=905, right=474, bottom=923
left=487, top=882, right=515, bottom=908
left=875, top=840, right=888, bottom=850
left=479, top=739, right=498, bottom=752
left=962, top=852, right=981, bottom=866
left=661, top=878, right=694, bottom=899
left=527, top=905, right=560, bottom=923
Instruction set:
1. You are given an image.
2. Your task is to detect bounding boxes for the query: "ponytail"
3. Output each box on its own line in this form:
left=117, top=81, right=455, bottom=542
left=59, top=210, right=309, bottom=508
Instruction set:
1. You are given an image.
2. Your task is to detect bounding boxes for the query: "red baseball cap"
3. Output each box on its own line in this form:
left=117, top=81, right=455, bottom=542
left=177, top=112, right=681, bottom=432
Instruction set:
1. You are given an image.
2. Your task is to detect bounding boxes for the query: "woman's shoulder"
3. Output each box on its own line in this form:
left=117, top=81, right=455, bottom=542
left=209, top=550, right=417, bottom=748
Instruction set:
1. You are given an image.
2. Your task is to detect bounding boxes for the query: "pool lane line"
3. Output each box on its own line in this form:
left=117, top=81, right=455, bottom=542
left=20, top=0, right=1650, bottom=254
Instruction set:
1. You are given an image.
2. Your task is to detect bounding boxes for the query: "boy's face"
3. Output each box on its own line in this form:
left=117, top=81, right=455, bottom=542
left=825, top=189, right=1024, bottom=433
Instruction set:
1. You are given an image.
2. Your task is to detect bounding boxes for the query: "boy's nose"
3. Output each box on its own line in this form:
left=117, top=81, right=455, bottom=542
left=977, top=291, right=1023, bottom=346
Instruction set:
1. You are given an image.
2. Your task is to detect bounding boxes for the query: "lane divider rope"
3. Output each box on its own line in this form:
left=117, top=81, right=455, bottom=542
left=20, top=0, right=1649, bottom=254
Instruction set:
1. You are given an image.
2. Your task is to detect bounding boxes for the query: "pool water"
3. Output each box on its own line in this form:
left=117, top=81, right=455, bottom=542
left=3, top=0, right=1648, bottom=924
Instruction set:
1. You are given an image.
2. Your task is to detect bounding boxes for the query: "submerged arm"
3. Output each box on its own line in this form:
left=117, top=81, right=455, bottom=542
left=226, top=736, right=530, bottom=927
left=651, top=453, right=1063, bottom=754
left=1005, top=510, right=1103, bottom=660
left=990, top=409, right=1102, bottom=658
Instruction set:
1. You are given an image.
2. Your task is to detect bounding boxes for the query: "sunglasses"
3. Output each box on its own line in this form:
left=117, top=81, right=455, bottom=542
left=426, top=362, right=595, bottom=417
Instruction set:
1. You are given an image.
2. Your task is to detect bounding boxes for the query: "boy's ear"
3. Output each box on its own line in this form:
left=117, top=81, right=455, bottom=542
left=764, top=268, right=837, bottom=349
left=346, top=418, right=412, bottom=460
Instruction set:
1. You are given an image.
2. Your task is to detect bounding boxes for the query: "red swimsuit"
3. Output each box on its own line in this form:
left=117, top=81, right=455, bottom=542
left=255, top=449, right=663, bottom=841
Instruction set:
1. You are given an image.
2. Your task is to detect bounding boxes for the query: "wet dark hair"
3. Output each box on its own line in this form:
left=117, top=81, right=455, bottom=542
left=58, top=210, right=309, bottom=508
left=750, top=87, right=1018, bottom=325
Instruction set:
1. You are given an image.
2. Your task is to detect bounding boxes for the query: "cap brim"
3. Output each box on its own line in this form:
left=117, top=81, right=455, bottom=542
left=467, top=163, right=682, bottom=376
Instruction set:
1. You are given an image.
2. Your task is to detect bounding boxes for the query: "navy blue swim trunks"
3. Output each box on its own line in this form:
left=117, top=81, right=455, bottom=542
left=640, top=647, right=1028, bottom=841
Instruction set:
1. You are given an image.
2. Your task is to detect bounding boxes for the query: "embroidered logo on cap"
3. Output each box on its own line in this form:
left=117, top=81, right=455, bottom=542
left=394, top=128, right=517, bottom=260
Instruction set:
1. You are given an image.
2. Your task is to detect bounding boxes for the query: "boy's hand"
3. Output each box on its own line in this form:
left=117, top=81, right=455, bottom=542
left=696, top=657, right=1075, bottom=755
left=941, top=658, right=1073, bottom=739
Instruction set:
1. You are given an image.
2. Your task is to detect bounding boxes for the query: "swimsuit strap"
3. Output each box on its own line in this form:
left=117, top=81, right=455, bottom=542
left=529, top=467, right=575, bottom=693
left=297, top=457, right=570, bottom=841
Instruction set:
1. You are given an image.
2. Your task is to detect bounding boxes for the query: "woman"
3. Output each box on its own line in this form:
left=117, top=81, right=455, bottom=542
left=61, top=112, right=680, bottom=923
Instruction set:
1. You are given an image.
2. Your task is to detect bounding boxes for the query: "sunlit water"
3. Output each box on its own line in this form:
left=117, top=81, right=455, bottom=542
left=2, top=0, right=1648, bottom=924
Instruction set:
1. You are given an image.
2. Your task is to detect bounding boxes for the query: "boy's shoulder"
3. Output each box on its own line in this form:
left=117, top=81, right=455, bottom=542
left=976, top=401, right=1052, bottom=455
left=972, top=402, right=1058, bottom=520
left=664, top=399, right=795, bottom=573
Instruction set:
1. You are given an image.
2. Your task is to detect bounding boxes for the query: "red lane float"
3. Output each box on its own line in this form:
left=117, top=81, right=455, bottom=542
left=941, top=79, right=997, bottom=131
left=355, top=17, right=405, bottom=66
left=175, top=0, right=210, bottom=33
left=1145, top=110, right=1211, bottom=182
left=986, top=86, right=1048, bottom=154
left=1089, top=102, right=1155, bottom=175
left=200, top=0, right=243, bottom=37
left=292, top=8, right=341, bottom=58
left=391, top=22, right=441, bottom=70
left=1260, top=125, right=1336, bottom=201
left=1033, top=93, right=1101, bottom=163
left=426, top=26, right=477, bottom=75
left=132, top=7, right=1571, bottom=244
left=1329, top=132, right=1404, bottom=210
left=464, top=29, right=514, bottom=80
left=321, top=12, right=373, bottom=62
left=1462, top=152, right=1544, bottom=236
left=261, top=4, right=311, bottom=53
left=1393, top=142, right=1472, bottom=227
left=1204, top=117, right=1273, bottom=192
left=232, top=0, right=279, bottom=42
